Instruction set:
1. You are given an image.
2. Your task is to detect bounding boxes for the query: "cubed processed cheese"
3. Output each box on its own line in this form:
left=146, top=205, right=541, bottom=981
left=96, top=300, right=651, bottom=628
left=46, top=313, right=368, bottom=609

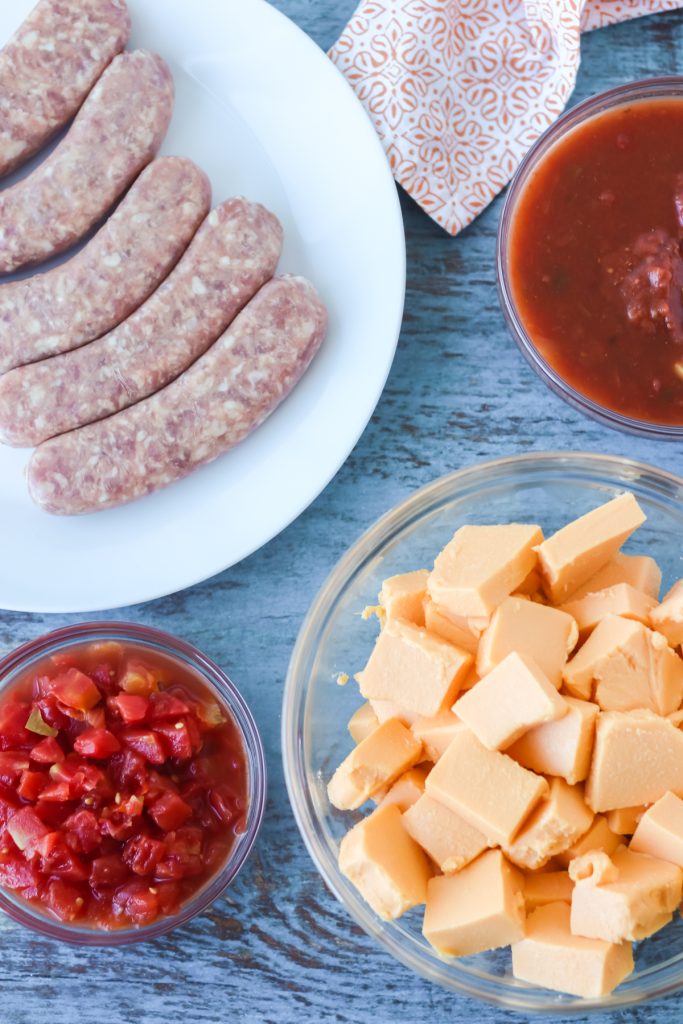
left=650, top=579, right=683, bottom=647
left=524, top=870, right=574, bottom=910
left=570, top=846, right=683, bottom=942
left=428, top=523, right=543, bottom=619
left=411, top=710, right=461, bottom=762
left=338, top=803, right=431, bottom=920
left=568, top=552, right=662, bottom=602
left=476, top=597, right=578, bottom=686
left=348, top=702, right=379, bottom=744
left=507, top=696, right=598, bottom=785
left=535, top=494, right=645, bottom=603
left=422, top=850, right=525, bottom=956
left=511, top=901, right=634, bottom=999
left=423, top=598, right=483, bottom=655
left=503, top=778, right=594, bottom=870
left=630, top=791, right=683, bottom=866
left=455, top=652, right=567, bottom=751
left=605, top=806, right=646, bottom=836
left=377, top=765, right=429, bottom=813
left=562, top=615, right=683, bottom=715
left=560, top=584, right=657, bottom=640
left=379, top=570, right=428, bottom=627
left=358, top=618, right=472, bottom=717
left=555, top=814, right=622, bottom=867
left=327, top=718, right=423, bottom=810
left=514, top=566, right=543, bottom=597
left=370, top=699, right=420, bottom=728
left=402, top=793, right=488, bottom=874
left=425, top=726, right=549, bottom=845
left=586, top=710, right=683, bottom=812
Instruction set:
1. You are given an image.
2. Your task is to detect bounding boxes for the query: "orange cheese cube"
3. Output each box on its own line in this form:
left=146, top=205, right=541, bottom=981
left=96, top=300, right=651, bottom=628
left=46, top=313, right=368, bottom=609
left=562, top=615, right=683, bottom=714
left=339, top=803, right=431, bottom=920
left=370, top=699, right=420, bottom=728
left=507, top=696, right=598, bottom=785
left=455, top=653, right=567, bottom=751
left=503, top=778, right=594, bottom=870
left=379, top=570, right=428, bottom=627
left=524, top=871, right=574, bottom=910
left=514, top=566, right=544, bottom=597
left=630, top=791, right=683, bottom=866
left=586, top=710, right=683, bottom=812
left=605, top=806, right=646, bottom=836
left=560, top=584, right=657, bottom=640
left=511, top=901, right=634, bottom=998
left=555, top=814, right=623, bottom=867
left=428, top=523, right=543, bottom=619
left=422, top=850, right=525, bottom=956
left=570, top=846, right=683, bottom=942
left=377, top=765, right=429, bottom=813
left=568, top=552, right=661, bottom=602
left=535, top=494, right=645, bottom=603
left=423, top=598, right=483, bottom=655
left=402, top=793, right=488, bottom=873
left=425, top=725, right=548, bottom=845
left=476, top=597, right=578, bottom=686
left=411, top=710, right=461, bottom=762
left=358, top=618, right=472, bottom=717
left=327, top=718, right=423, bottom=811
left=348, top=702, right=379, bottom=744
left=650, top=579, right=683, bottom=647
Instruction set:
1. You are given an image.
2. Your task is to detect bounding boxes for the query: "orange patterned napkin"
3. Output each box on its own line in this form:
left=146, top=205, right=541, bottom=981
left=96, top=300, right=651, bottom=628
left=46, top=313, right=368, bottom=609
left=330, top=1, right=683, bottom=235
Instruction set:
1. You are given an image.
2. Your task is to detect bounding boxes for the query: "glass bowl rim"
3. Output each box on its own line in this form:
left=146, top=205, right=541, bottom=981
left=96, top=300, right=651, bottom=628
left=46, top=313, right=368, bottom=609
left=282, top=450, right=683, bottom=1012
left=496, top=75, right=683, bottom=440
left=0, top=620, right=267, bottom=946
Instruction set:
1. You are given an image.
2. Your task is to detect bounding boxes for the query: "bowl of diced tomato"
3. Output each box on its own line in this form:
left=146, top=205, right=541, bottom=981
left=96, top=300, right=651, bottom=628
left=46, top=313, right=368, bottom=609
left=0, top=622, right=266, bottom=944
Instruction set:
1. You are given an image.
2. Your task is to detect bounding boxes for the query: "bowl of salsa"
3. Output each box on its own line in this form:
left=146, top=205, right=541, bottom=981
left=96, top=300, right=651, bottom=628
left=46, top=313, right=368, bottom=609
left=0, top=622, right=266, bottom=945
left=498, top=77, right=683, bottom=437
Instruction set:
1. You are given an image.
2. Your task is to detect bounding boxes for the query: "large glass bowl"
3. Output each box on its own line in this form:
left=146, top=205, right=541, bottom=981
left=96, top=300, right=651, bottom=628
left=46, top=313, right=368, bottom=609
left=283, top=452, right=683, bottom=1012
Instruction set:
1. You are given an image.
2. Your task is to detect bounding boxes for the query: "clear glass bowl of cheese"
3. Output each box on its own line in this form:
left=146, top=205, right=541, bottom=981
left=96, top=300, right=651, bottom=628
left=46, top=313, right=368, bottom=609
left=282, top=451, right=683, bottom=1012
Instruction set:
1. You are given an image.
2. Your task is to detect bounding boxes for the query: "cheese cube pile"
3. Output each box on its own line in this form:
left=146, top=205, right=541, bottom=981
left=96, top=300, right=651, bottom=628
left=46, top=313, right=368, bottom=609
left=329, top=492, right=683, bottom=999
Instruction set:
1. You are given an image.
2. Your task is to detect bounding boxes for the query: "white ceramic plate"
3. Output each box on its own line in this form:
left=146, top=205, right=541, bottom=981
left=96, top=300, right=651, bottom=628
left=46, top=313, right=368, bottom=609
left=0, top=0, right=405, bottom=613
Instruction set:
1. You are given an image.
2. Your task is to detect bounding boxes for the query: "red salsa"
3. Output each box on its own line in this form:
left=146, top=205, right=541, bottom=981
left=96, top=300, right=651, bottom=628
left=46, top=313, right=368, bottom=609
left=0, top=641, right=247, bottom=929
left=509, top=98, right=683, bottom=425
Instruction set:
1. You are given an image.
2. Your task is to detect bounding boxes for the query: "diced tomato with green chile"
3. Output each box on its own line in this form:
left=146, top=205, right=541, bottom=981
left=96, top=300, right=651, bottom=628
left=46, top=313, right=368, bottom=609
left=0, top=642, right=247, bottom=929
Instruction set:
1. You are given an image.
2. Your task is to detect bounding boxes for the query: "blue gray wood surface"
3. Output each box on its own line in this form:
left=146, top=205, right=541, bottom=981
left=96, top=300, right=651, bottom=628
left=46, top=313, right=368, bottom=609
left=3, top=3, right=683, bottom=1022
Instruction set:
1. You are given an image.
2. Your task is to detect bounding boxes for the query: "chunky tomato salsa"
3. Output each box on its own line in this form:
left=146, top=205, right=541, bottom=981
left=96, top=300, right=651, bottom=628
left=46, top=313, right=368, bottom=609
left=508, top=98, right=683, bottom=425
left=0, top=641, right=247, bottom=929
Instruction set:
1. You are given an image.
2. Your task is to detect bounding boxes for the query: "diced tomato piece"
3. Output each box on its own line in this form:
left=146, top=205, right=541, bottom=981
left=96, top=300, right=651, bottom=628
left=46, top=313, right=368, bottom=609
left=73, top=728, right=121, bottom=759
left=7, top=807, right=50, bottom=851
left=147, top=693, right=190, bottom=722
left=63, top=810, right=101, bottom=855
left=88, top=661, right=119, bottom=696
left=100, top=809, right=137, bottom=842
left=90, top=854, right=129, bottom=888
left=119, top=662, right=158, bottom=698
left=46, top=879, right=85, bottom=922
left=108, top=749, right=148, bottom=791
left=0, top=853, right=40, bottom=890
left=148, top=791, right=192, bottom=831
left=113, top=878, right=159, bottom=925
left=84, top=705, right=106, bottom=729
left=155, top=880, right=181, bottom=915
left=0, top=752, right=31, bottom=782
left=121, top=729, right=166, bottom=765
left=194, top=701, right=226, bottom=731
left=30, top=736, right=63, bottom=764
left=107, top=694, right=149, bottom=725
left=0, top=787, right=21, bottom=826
left=36, top=832, right=89, bottom=882
left=122, top=835, right=166, bottom=876
left=209, top=785, right=241, bottom=827
left=0, top=703, right=33, bottom=750
left=17, top=770, right=48, bottom=802
left=154, top=721, right=193, bottom=761
left=51, top=669, right=101, bottom=711
left=155, top=826, right=203, bottom=880
left=34, top=696, right=69, bottom=732
left=145, top=770, right=178, bottom=802
left=50, top=652, right=81, bottom=671
left=37, top=781, right=72, bottom=803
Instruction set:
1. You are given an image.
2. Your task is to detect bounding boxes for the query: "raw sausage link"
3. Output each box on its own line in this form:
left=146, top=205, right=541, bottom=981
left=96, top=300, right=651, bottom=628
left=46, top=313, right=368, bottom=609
left=0, top=0, right=131, bottom=178
left=0, top=198, right=283, bottom=446
left=27, top=276, right=327, bottom=515
left=0, top=156, right=211, bottom=374
left=0, top=49, right=174, bottom=274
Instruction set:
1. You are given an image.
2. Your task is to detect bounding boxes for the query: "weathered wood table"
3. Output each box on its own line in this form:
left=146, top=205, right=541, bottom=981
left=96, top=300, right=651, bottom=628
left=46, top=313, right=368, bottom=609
left=3, top=3, right=683, bottom=1022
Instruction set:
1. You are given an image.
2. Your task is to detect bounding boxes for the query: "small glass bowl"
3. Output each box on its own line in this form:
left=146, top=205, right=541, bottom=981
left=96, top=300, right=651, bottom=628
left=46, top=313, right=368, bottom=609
left=0, top=621, right=266, bottom=946
left=283, top=452, right=683, bottom=1012
left=497, top=77, right=683, bottom=440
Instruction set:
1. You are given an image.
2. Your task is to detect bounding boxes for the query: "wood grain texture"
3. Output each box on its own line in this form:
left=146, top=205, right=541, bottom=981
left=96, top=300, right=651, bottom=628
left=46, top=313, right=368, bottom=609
left=2, top=3, right=683, bottom=1023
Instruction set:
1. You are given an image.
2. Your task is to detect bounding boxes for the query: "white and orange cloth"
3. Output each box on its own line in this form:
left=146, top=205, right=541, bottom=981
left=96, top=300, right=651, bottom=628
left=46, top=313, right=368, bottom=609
left=330, top=1, right=683, bottom=235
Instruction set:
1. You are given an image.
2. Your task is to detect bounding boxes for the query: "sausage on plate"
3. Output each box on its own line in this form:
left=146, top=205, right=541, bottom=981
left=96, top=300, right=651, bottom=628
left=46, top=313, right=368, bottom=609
left=0, top=0, right=131, bottom=179
left=0, top=49, right=174, bottom=274
left=27, top=276, right=327, bottom=515
left=0, top=156, right=211, bottom=375
left=0, top=198, right=284, bottom=446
